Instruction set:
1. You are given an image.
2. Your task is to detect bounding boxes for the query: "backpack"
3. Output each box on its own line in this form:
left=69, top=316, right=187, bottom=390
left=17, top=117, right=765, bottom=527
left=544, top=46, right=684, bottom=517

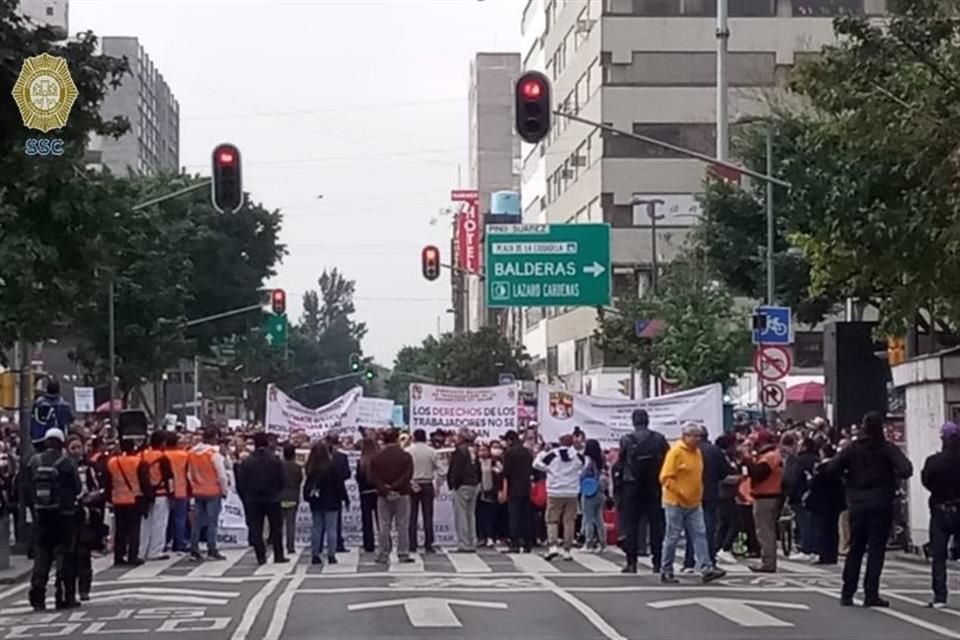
left=31, top=398, right=60, bottom=442
left=624, top=431, right=663, bottom=485
left=33, top=454, right=67, bottom=512
left=580, top=458, right=600, bottom=498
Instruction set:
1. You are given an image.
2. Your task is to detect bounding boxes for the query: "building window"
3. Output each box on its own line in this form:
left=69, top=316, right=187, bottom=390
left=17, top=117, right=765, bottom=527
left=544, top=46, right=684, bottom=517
left=604, top=123, right=716, bottom=159
left=45, top=6, right=54, bottom=15
left=604, top=0, right=776, bottom=16
left=793, top=0, right=863, bottom=16
left=612, top=271, right=637, bottom=299
left=575, top=338, right=588, bottom=371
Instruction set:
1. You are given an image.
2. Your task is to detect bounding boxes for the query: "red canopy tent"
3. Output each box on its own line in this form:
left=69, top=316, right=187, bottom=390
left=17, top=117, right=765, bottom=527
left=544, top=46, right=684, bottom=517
left=786, top=381, right=824, bottom=404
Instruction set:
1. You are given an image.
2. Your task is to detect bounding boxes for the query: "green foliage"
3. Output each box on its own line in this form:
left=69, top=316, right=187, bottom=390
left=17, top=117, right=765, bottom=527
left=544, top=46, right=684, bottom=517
left=596, top=258, right=750, bottom=390
left=388, top=327, right=533, bottom=406
left=0, top=2, right=130, bottom=345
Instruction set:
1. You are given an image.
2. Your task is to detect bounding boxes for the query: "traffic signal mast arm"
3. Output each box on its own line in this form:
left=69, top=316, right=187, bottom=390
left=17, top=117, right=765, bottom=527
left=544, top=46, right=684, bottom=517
left=131, top=179, right=212, bottom=212
left=553, top=111, right=790, bottom=189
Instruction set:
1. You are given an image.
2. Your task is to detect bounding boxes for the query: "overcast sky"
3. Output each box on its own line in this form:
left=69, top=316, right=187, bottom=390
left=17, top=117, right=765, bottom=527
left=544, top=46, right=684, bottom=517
left=70, top=0, right=523, bottom=365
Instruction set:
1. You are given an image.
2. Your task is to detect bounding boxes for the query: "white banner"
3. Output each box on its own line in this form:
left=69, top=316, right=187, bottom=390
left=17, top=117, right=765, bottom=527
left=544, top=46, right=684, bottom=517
left=409, top=383, right=519, bottom=440
left=219, top=448, right=458, bottom=549
left=357, top=398, right=395, bottom=427
left=265, top=385, right=362, bottom=439
left=73, top=387, right=95, bottom=413
left=537, top=383, right=724, bottom=449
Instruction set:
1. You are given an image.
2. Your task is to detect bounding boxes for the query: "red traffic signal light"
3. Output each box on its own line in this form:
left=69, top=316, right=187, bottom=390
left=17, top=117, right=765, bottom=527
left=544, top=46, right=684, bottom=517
left=421, top=245, right=440, bottom=281
left=515, top=71, right=551, bottom=144
left=271, top=289, right=286, bottom=315
left=212, top=143, right=244, bottom=213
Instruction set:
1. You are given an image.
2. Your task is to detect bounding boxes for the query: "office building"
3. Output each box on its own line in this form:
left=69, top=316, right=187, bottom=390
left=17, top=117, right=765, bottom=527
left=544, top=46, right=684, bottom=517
left=17, top=0, right=68, bottom=39
left=520, top=0, right=888, bottom=396
left=87, top=36, right=180, bottom=175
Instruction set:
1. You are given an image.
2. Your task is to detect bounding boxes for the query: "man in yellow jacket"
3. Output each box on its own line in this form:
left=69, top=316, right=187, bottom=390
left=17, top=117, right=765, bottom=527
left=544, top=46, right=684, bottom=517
left=659, top=423, right=727, bottom=584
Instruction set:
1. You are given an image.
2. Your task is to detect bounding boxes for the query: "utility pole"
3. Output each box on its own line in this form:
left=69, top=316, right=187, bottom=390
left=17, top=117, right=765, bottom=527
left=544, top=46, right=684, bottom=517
left=193, top=355, right=200, bottom=418
left=716, top=0, right=730, bottom=161
left=108, top=276, right=117, bottom=432
left=633, top=198, right=666, bottom=295
left=765, top=125, right=775, bottom=305
left=14, top=340, right=33, bottom=552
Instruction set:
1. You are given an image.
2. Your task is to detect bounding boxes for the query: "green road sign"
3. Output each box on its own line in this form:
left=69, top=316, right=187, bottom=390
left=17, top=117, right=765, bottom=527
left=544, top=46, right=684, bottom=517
left=263, top=313, right=288, bottom=348
left=485, top=223, right=611, bottom=308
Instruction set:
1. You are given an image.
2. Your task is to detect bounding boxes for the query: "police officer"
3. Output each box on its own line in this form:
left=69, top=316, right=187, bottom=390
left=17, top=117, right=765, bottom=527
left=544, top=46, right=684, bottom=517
left=27, top=428, right=82, bottom=611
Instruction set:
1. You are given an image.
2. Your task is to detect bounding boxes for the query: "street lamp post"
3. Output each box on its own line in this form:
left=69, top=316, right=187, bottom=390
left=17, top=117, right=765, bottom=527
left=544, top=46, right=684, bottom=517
left=732, top=116, right=776, bottom=305
left=632, top=198, right=666, bottom=295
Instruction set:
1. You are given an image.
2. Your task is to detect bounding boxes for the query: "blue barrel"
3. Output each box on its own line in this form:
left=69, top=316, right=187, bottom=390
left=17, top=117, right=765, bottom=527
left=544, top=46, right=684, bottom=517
left=491, top=191, right=520, bottom=216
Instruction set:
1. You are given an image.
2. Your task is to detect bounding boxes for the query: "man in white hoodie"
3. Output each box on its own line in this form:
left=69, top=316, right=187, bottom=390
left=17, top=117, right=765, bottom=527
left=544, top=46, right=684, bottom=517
left=534, top=434, right=584, bottom=561
left=187, top=427, right=229, bottom=561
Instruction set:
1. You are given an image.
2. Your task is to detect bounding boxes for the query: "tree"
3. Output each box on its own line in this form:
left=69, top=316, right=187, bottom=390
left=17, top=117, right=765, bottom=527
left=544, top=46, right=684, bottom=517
left=0, top=2, right=130, bottom=348
left=388, top=328, right=533, bottom=406
left=730, top=0, right=960, bottom=336
left=596, top=258, right=750, bottom=390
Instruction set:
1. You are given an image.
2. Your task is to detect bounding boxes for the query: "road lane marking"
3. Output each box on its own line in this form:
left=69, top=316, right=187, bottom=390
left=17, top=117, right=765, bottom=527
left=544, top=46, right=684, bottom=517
left=264, top=567, right=307, bottom=640
left=121, top=554, right=183, bottom=579
left=778, top=560, right=829, bottom=575
left=880, top=591, right=960, bottom=618
left=230, top=574, right=285, bottom=640
left=534, top=573, right=626, bottom=640
left=508, top=553, right=561, bottom=573
left=648, top=597, right=808, bottom=627
left=347, top=597, right=507, bottom=627
left=571, top=550, right=621, bottom=573
left=444, top=550, right=493, bottom=573
left=324, top=548, right=360, bottom=574
left=255, top=547, right=305, bottom=576
left=186, top=548, right=247, bottom=577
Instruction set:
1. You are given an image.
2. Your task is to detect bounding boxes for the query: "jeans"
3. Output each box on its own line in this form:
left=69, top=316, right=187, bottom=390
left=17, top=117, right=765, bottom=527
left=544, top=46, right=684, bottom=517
left=581, top=492, right=605, bottom=549
left=409, top=482, right=435, bottom=551
left=793, top=504, right=817, bottom=554
left=508, top=496, right=535, bottom=551
left=453, top=485, right=479, bottom=550
left=619, top=483, right=664, bottom=569
left=29, top=514, right=76, bottom=608
left=247, top=501, right=285, bottom=563
left=311, top=509, right=339, bottom=559
left=360, top=492, right=379, bottom=552
left=377, top=494, right=411, bottom=560
left=685, top=500, right=718, bottom=568
left=716, top=498, right=739, bottom=552
left=546, top=496, right=578, bottom=551
left=661, top=504, right=711, bottom=577
left=815, top=510, right=841, bottom=564
left=930, top=505, right=960, bottom=603
left=169, top=498, right=189, bottom=551
left=191, top=496, right=222, bottom=555
left=477, top=499, right=499, bottom=542
left=282, top=505, right=298, bottom=553
left=842, top=503, right=893, bottom=600
left=754, top=497, right=780, bottom=570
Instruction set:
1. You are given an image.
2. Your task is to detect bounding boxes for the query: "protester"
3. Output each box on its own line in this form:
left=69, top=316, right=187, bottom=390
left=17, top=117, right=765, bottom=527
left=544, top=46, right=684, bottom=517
left=682, top=425, right=728, bottom=572
left=828, top=411, right=913, bottom=607
left=658, top=423, right=726, bottom=585
left=164, top=432, right=190, bottom=553
left=534, top=434, right=584, bottom=561
left=238, top=432, right=287, bottom=565
left=804, top=443, right=846, bottom=565
left=106, top=437, right=145, bottom=568
left=785, top=436, right=820, bottom=561
left=407, top=428, right=438, bottom=553
left=615, top=409, right=669, bottom=574
left=714, top=434, right=745, bottom=564
left=66, top=434, right=104, bottom=602
left=369, top=429, right=415, bottom=564
left=747, top=429, right=784, bottom=573
left=326, top=434, right=351, bottom=553
left=280, top=443, right=303, bottom=556
left=188, top=427, right=229, bottom=562
left=448, top=428, right=481, bottom=553
left=501, top=429, right=535, bottom=553
left=579, top=439, right=607, bottom=552
left=304, top=440, right=347, bottom=565
left=139, top=431, right=173, bottom=561
left=476, top=442, right=504, bottom=547
left=356, top=437, right=380, bottom=553
left=920, top=421, right=960, bottom=608
left=27, top=428, right=82, bottom=611
left=30, top=380, right=75, bottom=451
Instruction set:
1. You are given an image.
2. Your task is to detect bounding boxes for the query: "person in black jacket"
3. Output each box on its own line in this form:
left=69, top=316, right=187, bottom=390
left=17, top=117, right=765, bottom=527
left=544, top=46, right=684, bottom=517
left=828, top=411, right=912, bottom=607
left=356, top=437, right=380, bottom=552
left=326, top=434, right=351, bottom=553
left=447, top=428, right=481, bottom=553
left=805, top=443, right=846, bottom=565
left=27, top=428, right=82, bottom=611
left=66, top=435, right=105, bottom=602
left=784, top=437, right=820, bottom=559
left=304, top=441, right=348, bottom=565
left=920, top=422, right=960, bottom=608
left=237, top=432, right=287, bottom=565
left=501, top=430, right=535, bottom=553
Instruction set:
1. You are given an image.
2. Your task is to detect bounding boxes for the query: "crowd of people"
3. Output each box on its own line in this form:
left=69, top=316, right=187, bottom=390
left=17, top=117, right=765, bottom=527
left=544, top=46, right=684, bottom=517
left=2, top=380, right=958, bottom=613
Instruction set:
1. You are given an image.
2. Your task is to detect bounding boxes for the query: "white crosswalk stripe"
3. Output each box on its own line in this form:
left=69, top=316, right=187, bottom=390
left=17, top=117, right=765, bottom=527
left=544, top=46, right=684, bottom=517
left=255, top=547, right=305, bottom=576
left=324, top=548, right=360, bottom=574
left=185, top=548, right=247, bottom=577
left=570, top=550, right=621, bottom=573
left=387, top=552, right=424, bottom=573
left=507, top=552, right=561, bottom=573
left=121, top=553, right=183, bottom=579
left=444, top=550, right=493, bottom=573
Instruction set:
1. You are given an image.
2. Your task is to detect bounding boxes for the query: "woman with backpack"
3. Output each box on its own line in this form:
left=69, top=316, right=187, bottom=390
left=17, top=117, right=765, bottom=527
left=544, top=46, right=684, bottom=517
left=580, top=439, right=607, bottom=552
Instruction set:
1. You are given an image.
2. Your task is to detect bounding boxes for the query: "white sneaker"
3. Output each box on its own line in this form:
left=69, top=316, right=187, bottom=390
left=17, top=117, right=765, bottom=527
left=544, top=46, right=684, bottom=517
left=562, top=550, right=574, bottom=561
left=544, top=546, right=560, bottom=561
left=680, top=567, right=697, bottom=575
left=791, top=553, right=813, bottom=563
left=716, top=550, right=737, bottom=565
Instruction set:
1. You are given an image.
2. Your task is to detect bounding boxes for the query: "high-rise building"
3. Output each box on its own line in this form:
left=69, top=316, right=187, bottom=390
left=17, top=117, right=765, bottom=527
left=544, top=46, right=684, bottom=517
left=16, top=0, right=68, bottom=39
left=460, top=52, right=522, bottom=334
left=86, top=37, right=179, bottom=175
left=520, top=0, right=888, bottom=396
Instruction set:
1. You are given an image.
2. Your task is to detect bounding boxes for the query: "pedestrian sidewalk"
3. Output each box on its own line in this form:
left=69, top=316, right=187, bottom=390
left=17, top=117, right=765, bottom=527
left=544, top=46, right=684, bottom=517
left=0, top=555, right=31, bottom=585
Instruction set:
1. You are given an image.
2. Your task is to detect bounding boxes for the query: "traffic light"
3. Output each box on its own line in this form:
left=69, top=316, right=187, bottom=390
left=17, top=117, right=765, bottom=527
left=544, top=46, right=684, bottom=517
left=515, top=71, right=551, bottom=144
left=212, top=143, right=244, bottom=213
left=364, top=367, right=376, bottom=381
left=618, top=378, right=631, bottom=397
left=349, top=353, right=361, bottom=373
left=271, top=289, right=286, bottom=315
left=887, top=337, right=906, bottom=366
left=421, top=245, right=441, bottom=281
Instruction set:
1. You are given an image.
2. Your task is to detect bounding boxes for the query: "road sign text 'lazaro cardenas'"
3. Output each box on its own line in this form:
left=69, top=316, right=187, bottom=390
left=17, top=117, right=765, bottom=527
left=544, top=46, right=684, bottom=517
left=485, top=223, right=611, bottom=307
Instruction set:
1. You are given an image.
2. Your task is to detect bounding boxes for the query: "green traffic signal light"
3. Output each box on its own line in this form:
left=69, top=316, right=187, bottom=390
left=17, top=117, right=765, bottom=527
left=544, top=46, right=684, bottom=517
left=364, top=368, right=376, bottom=381
left=349, top=353, right=361, bottom=372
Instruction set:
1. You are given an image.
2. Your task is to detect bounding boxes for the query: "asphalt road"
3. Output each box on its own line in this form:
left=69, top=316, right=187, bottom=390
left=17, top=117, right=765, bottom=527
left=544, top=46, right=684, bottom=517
left=0, top=547, right=957, bottom=640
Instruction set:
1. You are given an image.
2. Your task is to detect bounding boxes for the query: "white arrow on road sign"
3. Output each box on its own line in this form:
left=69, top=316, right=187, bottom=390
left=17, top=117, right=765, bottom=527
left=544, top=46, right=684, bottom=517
left=648, top=598, right=808, bottom=627
left=348, top=597, right=508, bottom=628
left=265, top=333, right=274, bottom=345
left=582, top=261, right=606, bottom=277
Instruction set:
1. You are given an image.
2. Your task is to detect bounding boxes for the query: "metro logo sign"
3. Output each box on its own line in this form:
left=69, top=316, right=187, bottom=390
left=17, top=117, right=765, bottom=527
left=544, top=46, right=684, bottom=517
left=452, top=189, right=481, bottom=273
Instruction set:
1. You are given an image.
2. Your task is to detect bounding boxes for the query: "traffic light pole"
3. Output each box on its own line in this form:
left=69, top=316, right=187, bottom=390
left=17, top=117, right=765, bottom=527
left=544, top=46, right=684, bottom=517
left=185, top=304, right=263, bottom=327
